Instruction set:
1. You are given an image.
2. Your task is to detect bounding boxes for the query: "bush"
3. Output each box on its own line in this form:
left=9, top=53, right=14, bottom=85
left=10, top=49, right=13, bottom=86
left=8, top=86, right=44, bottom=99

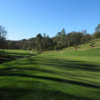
left=89, top=42, right=95, bottom=47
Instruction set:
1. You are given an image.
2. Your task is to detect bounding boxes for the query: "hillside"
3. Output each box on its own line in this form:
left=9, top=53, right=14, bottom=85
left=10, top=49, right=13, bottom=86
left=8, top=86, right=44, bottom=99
left=0, top=38, right=100, bottom=100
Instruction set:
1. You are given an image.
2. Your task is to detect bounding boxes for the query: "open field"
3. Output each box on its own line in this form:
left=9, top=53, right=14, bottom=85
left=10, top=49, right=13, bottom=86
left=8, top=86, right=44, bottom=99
left=0, top=38, right=100, bottom=100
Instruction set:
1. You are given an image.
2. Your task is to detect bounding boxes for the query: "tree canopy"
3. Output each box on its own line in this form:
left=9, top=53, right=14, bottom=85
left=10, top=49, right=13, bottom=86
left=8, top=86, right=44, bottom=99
left=1, top=24, right=100, bottom=52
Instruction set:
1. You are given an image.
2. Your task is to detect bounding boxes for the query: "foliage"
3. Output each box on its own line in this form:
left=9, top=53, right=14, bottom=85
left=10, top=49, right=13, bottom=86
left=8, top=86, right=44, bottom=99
left=89, top=42, right=95, bottom=47
left=2, top=24, right=100, bottom=52
left=93, top=31, right=100, bottom=39
left=93, top=24, right=100, bottom=39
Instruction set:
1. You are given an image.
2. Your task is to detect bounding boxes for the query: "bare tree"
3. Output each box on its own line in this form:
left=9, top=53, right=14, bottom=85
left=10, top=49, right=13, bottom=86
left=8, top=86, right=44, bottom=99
left=0, top=26, right=7, bottom=49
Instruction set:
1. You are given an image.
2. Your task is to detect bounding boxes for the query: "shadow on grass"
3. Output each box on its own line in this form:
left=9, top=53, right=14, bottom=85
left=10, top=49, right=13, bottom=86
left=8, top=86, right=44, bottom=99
left=0, top=87, right=92, bottom=100
left=36, top=58, right=100, bottom=72
left=4, top=56, right=100, bottom=72
left=0, top=56, right=100, bottom=100
left=0, top=52, right=37, bottom=64
left=6, top=52, right=34, bottom=57
left=0, top=68, right=100, bottom=89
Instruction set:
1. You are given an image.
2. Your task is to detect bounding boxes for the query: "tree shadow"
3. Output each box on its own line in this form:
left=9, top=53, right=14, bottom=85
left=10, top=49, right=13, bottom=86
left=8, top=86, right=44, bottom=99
left=0, top=52, right=37, bottom=64
left=0, top=56, right=100, bottom=100
left=0, top=69, right=100, bottom=89
left=36, top=58, right=100, bottom=72
left=0, top=87, right=92, bottom=100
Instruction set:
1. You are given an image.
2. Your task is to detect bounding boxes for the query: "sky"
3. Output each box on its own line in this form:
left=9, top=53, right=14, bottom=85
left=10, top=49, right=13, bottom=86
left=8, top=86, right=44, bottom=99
left=0, top=0, right=100, bottom=40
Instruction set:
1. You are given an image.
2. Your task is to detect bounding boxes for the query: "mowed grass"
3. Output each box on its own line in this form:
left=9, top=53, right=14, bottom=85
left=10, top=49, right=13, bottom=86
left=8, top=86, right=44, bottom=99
left=0, top=49, right=37, bottom=57
left=0, top=39, right=100, bottom=100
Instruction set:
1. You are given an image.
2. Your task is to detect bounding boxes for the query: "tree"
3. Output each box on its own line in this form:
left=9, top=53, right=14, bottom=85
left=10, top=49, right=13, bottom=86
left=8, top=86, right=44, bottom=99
left=54, top=28, right=67, bottom=49
left=81, top=34, right=92, bottom=43
left=0, top=26, right=7, bottom=49
left=42, top=34, right=53, bottom=50
left=95, top=24, right=100, bottom=32
left=93, top=24, right=100, bottom=38
left=67, top=32, right=83, bottom=46
left=93, top=31, right=100, bottom=38
left=35, top=33, right=43, bottom=52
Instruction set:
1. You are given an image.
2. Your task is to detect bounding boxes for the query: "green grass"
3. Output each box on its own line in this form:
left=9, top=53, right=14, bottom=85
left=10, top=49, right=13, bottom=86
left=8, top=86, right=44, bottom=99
left=0, top=49, right=37, bottom=57
left=0, top=38, right=100, bottom=100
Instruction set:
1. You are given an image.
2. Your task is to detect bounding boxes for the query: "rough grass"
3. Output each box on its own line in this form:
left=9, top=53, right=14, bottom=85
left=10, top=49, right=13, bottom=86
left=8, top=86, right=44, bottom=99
left=0, top=38, right=100, bottom=100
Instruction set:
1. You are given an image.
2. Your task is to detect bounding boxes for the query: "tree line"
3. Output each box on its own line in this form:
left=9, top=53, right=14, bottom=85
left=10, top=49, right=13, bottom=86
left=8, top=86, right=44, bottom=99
left=0, top=24, right=100, bottom=52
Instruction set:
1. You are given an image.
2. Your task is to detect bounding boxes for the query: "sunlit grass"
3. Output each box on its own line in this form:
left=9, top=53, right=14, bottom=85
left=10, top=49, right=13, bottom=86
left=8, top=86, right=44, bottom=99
left=0, top=38, right=100, bottom=100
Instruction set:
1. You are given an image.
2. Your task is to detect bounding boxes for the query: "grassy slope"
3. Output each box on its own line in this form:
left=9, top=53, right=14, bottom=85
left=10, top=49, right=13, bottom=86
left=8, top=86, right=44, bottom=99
left=0, top=49, right=35, bottom=57
left=0, top=38, right=100, bottom=100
